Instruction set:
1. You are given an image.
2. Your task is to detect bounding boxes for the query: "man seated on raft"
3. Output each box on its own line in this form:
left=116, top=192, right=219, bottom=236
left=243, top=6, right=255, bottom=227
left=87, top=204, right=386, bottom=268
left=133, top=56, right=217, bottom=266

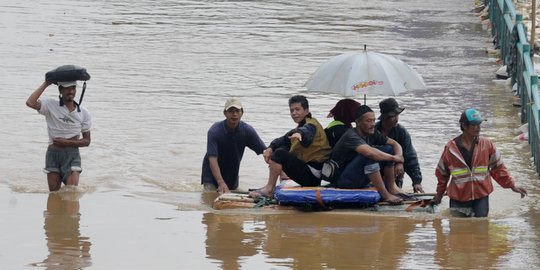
left=329, top=105, right=405, bottom=204
left=375, top=98, right=424, bottom=193
left=249, top=95, right=331, bottom=199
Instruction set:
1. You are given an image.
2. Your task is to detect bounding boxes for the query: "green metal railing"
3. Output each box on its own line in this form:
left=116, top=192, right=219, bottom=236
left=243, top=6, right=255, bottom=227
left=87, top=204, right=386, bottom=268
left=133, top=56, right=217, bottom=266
left=488, top=0, right=540, bottom=173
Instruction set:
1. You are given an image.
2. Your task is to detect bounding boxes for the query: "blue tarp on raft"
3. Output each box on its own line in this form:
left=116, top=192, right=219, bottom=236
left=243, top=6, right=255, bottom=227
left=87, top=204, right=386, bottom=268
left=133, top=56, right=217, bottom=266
left=274, top=180, right=381, bottom=207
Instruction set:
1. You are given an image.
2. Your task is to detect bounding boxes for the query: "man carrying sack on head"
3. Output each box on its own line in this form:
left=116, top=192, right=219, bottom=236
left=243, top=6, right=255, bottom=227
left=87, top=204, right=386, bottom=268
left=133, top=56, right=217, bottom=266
left=26, top=79, right=92, bottom=192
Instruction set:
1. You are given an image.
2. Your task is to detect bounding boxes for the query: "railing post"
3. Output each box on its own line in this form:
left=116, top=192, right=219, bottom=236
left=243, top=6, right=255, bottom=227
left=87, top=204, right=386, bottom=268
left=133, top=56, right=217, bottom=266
left=522, top=43, right=531, bottom=123
left=528, top=76, right=538, bottom=167
left=502, top=2, right=508, bottom=59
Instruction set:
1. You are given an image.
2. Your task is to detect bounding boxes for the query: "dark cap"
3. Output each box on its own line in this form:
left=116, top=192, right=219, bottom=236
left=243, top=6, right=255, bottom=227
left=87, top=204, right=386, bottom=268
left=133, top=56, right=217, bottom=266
left=378, top=98, right=405, bottom=119
left=355, top=105, right=374, bottom=120
left=459, top=108, right=484, bottom=125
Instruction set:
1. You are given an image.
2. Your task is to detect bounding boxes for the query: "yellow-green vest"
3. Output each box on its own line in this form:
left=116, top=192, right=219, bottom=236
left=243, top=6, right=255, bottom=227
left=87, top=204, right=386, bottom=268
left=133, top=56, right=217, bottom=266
left=290, top=117, right=331, bottom=163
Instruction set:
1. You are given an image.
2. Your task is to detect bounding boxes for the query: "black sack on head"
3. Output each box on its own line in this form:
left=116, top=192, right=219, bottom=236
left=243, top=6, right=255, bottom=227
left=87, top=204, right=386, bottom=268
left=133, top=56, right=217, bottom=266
left=45, top=65, right=91, bottom=84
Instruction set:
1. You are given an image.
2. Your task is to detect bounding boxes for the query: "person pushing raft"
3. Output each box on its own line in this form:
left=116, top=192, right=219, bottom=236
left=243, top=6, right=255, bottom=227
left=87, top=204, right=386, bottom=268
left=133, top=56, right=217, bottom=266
left=201, top=97, right=266, bottom=194
left=431, top=109, right=527, bottom=217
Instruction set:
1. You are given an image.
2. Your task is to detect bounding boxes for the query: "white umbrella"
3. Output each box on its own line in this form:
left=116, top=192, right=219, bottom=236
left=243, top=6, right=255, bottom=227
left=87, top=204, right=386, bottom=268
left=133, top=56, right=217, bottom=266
left=304, top=49, right=426, bottom=100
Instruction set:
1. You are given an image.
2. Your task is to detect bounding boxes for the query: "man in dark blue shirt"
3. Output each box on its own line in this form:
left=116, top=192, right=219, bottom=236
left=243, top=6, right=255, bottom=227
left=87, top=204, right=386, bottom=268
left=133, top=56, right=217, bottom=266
left=201, top=98, right=266, bottom=194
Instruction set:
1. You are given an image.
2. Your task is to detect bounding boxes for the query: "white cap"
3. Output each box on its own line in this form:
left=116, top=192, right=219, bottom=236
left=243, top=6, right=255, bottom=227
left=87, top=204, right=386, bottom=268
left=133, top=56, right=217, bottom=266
left=58, top=81, right=78, bottom=87
left=224, top=97, right=243, bottom=110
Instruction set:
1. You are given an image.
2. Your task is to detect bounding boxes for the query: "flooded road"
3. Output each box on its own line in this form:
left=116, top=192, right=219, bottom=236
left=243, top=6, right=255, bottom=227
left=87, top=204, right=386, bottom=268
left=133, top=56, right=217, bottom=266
left=1, top=0, right=539, bottom=269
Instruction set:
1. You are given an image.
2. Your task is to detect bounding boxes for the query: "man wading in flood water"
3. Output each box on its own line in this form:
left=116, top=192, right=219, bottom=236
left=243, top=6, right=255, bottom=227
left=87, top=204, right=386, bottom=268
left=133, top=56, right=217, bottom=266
left=26, top=80, right=92, bottom=192
left=431, top=108, right=527, bottom=217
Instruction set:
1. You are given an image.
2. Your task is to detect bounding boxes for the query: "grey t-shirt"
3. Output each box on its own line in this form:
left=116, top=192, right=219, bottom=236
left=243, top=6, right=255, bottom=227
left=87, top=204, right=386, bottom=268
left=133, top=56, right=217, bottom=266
left=330, top=128, right=388, bottom=169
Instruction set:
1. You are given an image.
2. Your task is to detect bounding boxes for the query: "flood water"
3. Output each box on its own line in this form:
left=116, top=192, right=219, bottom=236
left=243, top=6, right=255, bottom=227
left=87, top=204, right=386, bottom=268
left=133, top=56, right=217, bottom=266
left=1, top=0, right=539, bottom=269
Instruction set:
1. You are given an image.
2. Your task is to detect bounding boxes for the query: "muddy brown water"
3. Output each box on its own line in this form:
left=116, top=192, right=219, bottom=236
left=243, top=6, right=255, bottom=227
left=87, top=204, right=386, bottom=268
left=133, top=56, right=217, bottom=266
left=1, top=0, right=538, bottom=269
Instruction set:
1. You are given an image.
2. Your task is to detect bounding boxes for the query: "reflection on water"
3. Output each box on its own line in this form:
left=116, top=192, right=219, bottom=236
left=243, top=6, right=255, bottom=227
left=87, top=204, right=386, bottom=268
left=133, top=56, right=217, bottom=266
left=31, top=191, right=92, bottom=269
left=261, top=213, right=415, bottom=269
left=203, top=213, right=262, bottom=270
left=1, top=0, right=539, bottom=269
left=204, top=212, right=416, bottom=269
left=433, top=218, right=510, bottom=269
left=203, top=212, right=534, bottom=269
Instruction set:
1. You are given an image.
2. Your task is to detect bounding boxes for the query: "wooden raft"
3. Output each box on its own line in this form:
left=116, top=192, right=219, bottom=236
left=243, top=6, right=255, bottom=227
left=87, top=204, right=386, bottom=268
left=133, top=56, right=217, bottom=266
left=212, top=192, right=437, bottom=213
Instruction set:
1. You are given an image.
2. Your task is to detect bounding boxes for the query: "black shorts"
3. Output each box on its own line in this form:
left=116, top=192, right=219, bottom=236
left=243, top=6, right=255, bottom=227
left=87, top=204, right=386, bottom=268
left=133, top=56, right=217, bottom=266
left=271, top=148, right=321, bottom=187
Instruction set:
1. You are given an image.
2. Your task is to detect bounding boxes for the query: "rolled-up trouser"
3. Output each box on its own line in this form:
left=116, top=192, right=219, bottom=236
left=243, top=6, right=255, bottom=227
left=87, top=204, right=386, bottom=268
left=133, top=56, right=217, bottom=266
left=449, top=196, right=489, bottom=217
left=335, top=145, right=394, bottom=189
